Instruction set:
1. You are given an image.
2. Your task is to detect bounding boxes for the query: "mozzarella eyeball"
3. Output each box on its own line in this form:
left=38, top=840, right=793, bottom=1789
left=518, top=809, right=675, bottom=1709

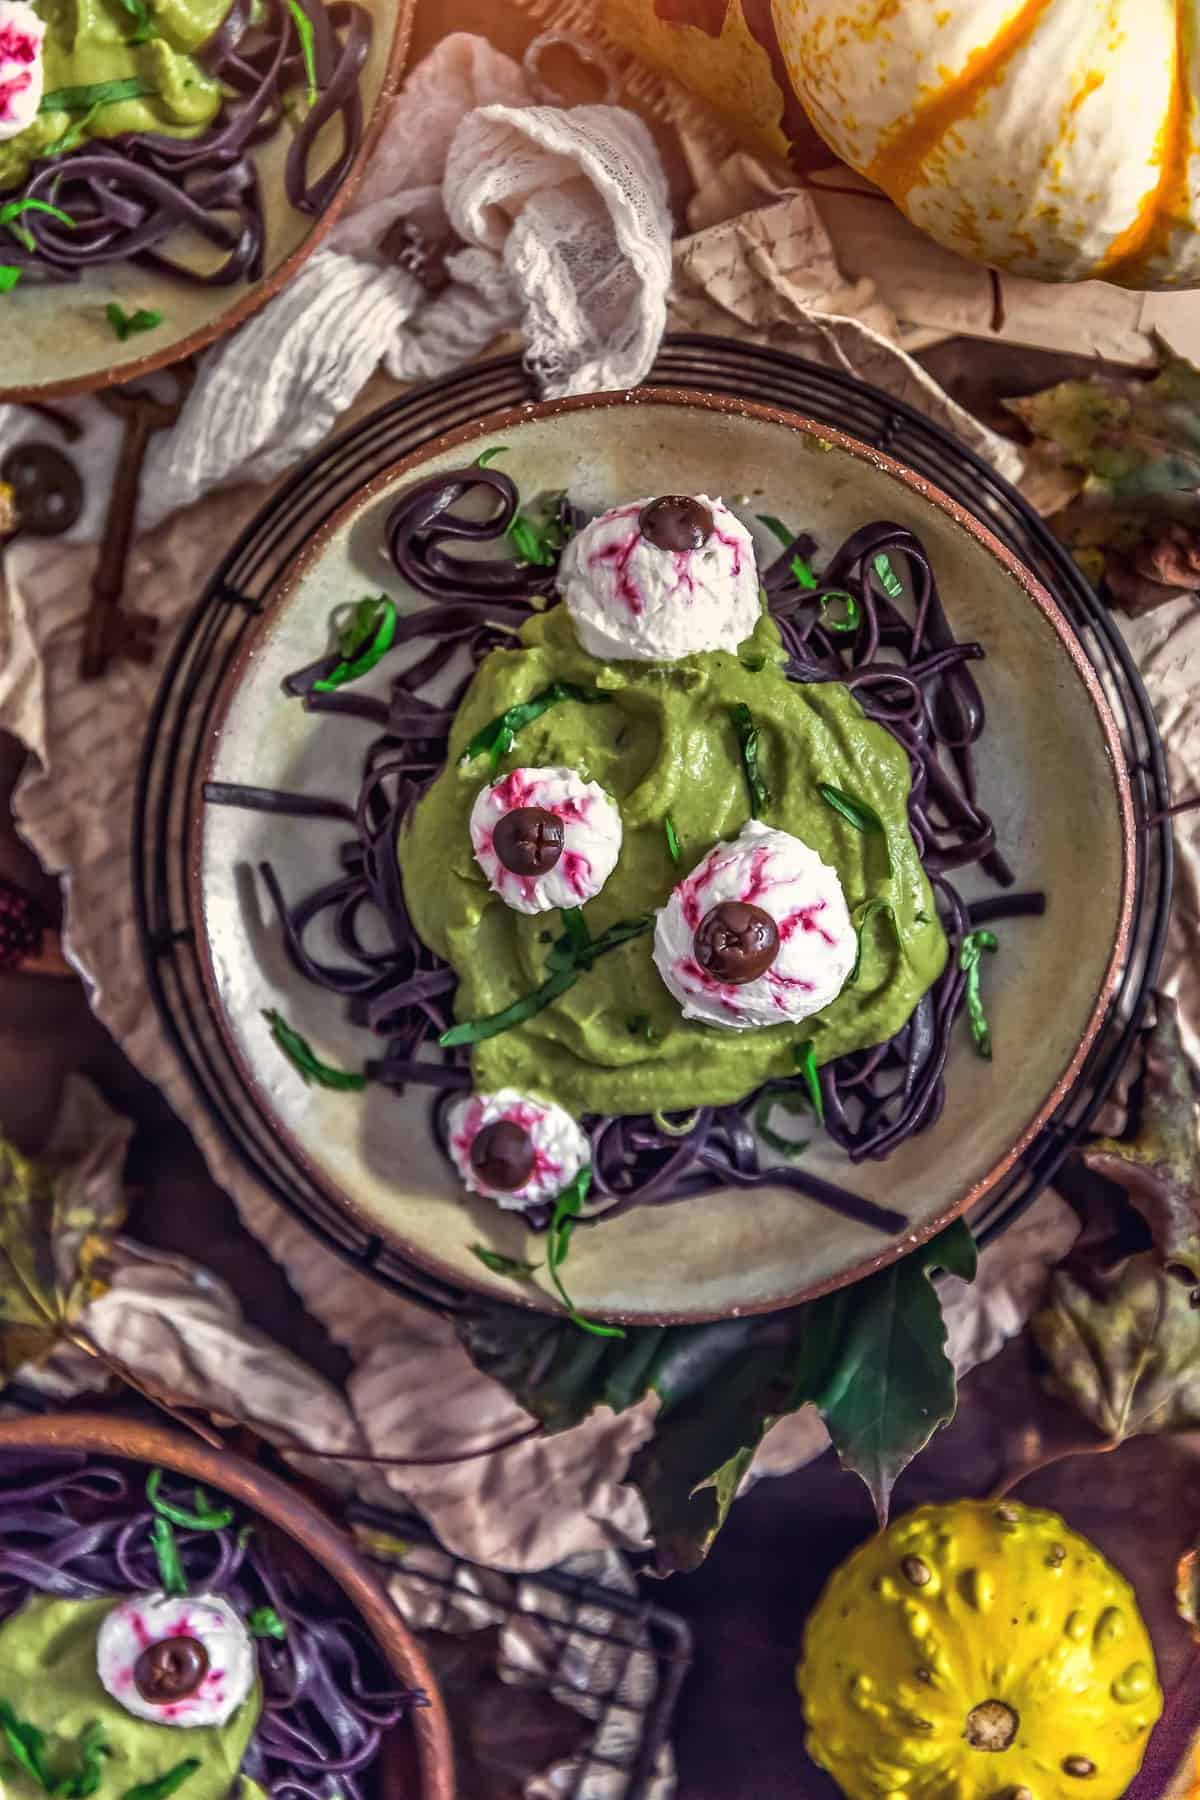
left=97, top=1591, right=256, bottom=1728
left=0, top=2, right=45, bottom=140
left=469, top=765, right=622, bottom=915
left=653, top=820, right=856, bottom=1030
left=448, top=1088, right=590, bottom=1210
left=557, top=494, right=761, bottom=662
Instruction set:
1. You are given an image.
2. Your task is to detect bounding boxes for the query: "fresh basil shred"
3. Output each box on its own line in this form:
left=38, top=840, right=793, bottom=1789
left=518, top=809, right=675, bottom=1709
left=959, top=929, right=998, bottom=1059
left=753, top=1092, right=810, bottom=1160
left=469, top=1243, right=540, bottom=1278
left=873, top=551, right=904, bottom=599
left=121, top=1760, right=202, bottom=1800
left=146, top=1468, right=234, bottom=1531
left=664, top=814, right=680, bottom=863
left=757, top=513, right=818, bottom=589
left=0, top=198, right=75, bottom=253
left=247, top=1607, right=288, bottom=1640
left=41, top=76, right=156, bottom=112
left=731, top=702, right=769, bottom=817
left=312, top=596, right=396, bottom=692
left=849, top=898, right=895, bottom=985
left=105, top=303, right=163, bottom=342
left=263, top=1008, right=368, bottom=1090
left=115, top=0, right=157, bottom=44
left=547, top=1168, right=624, bottom=1338
left=561, top=906, right=591, bottom=962
left=475, top=446, right=509, bottom=468
left=441, top=913, right=654, bottom=1048
left=463, top=680, right=611, bottom=772
left=507, top=497, right=568, bottom=568
left=0, top=267, right=21, bottom=294
left=817, top=782, right=891, bottom=874
left=793, top=1039, right=824, bottom=1123
left=286, top=0, right=319, bottom=106
left=819, top=590, right=860, bottom=633
left=149, top=1516, right=187, bottom=1597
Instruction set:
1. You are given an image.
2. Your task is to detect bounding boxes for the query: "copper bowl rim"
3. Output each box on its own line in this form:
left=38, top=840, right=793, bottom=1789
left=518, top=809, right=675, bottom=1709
left=188, top=385, right=1137, bottom=1325
left=0, top=0, right=417, bottom=404
left=0, top=1412, right=456, bottom=1800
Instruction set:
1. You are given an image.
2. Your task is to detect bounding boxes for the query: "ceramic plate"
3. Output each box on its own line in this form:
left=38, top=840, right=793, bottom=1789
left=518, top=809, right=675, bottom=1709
left=194, top=391, right=1135, bottom=1324
left=0, top=0, right=412, bottom=401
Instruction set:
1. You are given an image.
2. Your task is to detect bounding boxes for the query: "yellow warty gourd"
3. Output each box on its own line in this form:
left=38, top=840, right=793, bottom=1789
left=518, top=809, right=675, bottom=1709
left=774, top=0, right=1200, bottom=288
left=797, top=1500, right=1162, bottom=1800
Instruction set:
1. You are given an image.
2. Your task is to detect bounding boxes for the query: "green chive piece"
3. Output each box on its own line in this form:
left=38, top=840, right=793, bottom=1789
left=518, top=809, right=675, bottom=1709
left=146, top=1468, right=234, bottom=1532
left=547, top=1167, right=625, bottom=1338
left=463, top=681, right=611, bottom=771
left=105, top=303, right=163, bottom=343
left=0, top=198, right=75, bottom=253
left=440, top=913, right=654, bottom=1048
left=506, top=496, right=568, bottom=568
left=873, top=551, right=904, bottom=599
left=959, top=929, right=998, bottom=1059
left=816, top=783, right=885, bottom=835
left=793, top=1039, right=824, bottom=1124
left=561, top=906, right=591, bottom=962
left=150, top=1516, right=187, bottom=1597
left=247, top=1607, right=288, bottom=1640
left=663, top=815, right=681, bottom=863
left=730, top=702, right=769, bottom=817
left=753, top=1092, right=811, bottom=1160
left=757, top=513, right=817, bottom=588
left=469, top=1244, right=540, bottom=1278
left=61, top=1722, right=110, bottom=1799
left=0, top=267, right=21, bottom=294
left=475, top=446, right=509, bottom=468
left=263, top=1009, right=367, bottom=1090
left=819, top=590, right=860, bottom=633
left=41, top=76, right=156, bottom=112
left=120, top=1760, right=202, bottom=1800
left=286, top=0, right=319, bottom=107
left=45, top=101, right=103, bottom=158
left=115, top=0, right=157, bottom=42
left=0, top=1700, right=53, bottom=1791
left=849, top=898, right=895, bottom=986
left=312, top=596, right=396, bottom=693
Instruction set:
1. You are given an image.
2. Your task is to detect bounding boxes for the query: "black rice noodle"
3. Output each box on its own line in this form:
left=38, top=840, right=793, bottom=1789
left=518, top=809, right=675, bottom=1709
left=0, top=1451, right=425, bottom=1800
left=0, top=0, right=370, bottom=286
left=204, top=472, right=1045, bottom=1236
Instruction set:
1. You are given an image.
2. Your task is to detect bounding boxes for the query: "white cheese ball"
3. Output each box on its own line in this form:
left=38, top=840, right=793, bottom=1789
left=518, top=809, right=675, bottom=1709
left=653, top=820, right=856, bottom=1030
left=97, top=1591, right=256, bottom=1728
left=469, top=764, right=622, bottom=915
left=557, top=494, right=761, bottom=662
left=448, top=1088, right=590, bottom=1211
left=0, top=2, right=45, bottom=140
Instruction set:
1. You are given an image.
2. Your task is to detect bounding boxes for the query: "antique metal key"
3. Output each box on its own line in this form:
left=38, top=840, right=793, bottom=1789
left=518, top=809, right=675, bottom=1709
left=80, top=361, right=196, bottom=681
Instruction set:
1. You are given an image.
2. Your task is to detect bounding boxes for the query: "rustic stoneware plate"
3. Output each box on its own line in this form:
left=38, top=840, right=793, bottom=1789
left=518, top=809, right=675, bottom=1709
left=0, top=1412, right=456, bottom=1800
left=194, top=391, right=1135, bottom=1324
left=0, top=0, right=413, bottom=401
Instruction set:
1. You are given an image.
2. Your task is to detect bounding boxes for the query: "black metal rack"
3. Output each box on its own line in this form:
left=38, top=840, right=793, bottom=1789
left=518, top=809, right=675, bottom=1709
left=133, top=335, right=1174, bottom=1294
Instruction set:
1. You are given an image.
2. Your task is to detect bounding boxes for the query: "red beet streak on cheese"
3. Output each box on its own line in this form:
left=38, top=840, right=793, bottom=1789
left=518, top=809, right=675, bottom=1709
left=0, top=22, right=36, bottom=61
left=0, top=68, right=31, bottom=121
left=778, top=899, right=836, bottom=948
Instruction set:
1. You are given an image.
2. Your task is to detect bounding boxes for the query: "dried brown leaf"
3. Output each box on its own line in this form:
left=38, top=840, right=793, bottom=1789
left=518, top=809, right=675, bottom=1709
left=1031, top=1252, right=1200, bottom=1442
left=1082, top=997, right=1200, bottom=1282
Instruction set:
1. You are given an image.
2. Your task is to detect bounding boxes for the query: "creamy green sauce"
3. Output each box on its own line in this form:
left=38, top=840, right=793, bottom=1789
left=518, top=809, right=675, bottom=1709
left=0, top=0, right=231, bottom=192
left=0, top=1597, right=260, bottom=1800
left=402, top=605, right=948, bottom=1115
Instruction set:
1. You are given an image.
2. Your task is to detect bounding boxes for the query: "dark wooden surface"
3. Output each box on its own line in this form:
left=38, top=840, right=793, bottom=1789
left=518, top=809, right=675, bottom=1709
left=1, top=723, right=1195, bottom=1798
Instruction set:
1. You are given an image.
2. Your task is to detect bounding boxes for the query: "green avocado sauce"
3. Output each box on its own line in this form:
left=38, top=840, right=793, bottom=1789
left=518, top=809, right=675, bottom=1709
left=0, top=1597, right=260, bottom=1800
left=0, top=0, right=233, bottom=193
left=401, top=604, right=948, bottom=1116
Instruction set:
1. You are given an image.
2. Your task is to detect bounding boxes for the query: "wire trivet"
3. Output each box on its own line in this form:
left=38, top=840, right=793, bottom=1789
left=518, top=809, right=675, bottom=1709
left=133, top=336, right=1173, bottom=1304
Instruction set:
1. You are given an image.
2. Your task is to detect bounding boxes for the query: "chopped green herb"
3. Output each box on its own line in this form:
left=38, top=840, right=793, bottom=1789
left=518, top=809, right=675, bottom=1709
left=758, top=513, right=818, bottom=589
left=463, top=680, right=611, bottom=772
left=626, top=1013, right=657, bottom=1042
left=312, top=595, right=396, bottom=692
left=45, top=102, right=103, bottom=158
left=146, top=1468, right=234, bottom=1531
left=873, top=551, right=904, bottom=599
left=286, top=0, right=319, bottom=107
left=561, top=907, right=591, bottom=962
left=263, top=1009, right=367, bottom=1090
left=0, top=1701, right=53, bottom=1791
left=652, top=1108, right=701, bottom=1137
left=753, top=1092, right=810, bottom=1160
left=730, top=702, right=769, bottom=817
left=664, top=814, right=680, bottom=863
left=475, top=446, right=509, bottom=468
left=849, top=898, right=895, bottom=986
left=115, top=0, right=157, bottom=42
left=59, top=1723, right=109, bottom=1800
left=469, top=1244, right=540, bottom=1278
left=816, top=782, right=885, bottom=836
left=819, top=590, right=860, bottom=634
left=547, top=1168, right=624, bottom=1338
left=150, top=1516, right=187, bottom=1597
left=441, top=913, right=654, bottom=1048
left=0, top=199, right=75, bottom=253
left=247, top=1607, right=288, bottom=1640
left=0, top=267, right=21, bottom=294
left=105, top=303, right=163, bottom=342
left=915, top=908, right=932, bottom=926
left=507, top=493, right=569, bottom=568
left=121, top=1760, right=202, bottom=1800
left=41, top=76, right=156, bottom=112
left=959, top=929, right=998, bottom=1059
left=793, top=1039, right=824, bottom=1124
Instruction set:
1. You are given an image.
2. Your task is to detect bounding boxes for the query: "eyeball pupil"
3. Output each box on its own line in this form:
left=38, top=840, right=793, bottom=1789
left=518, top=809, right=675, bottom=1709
left=694, top=901, right=780, bottom=983
left=134, top=1635, right=210, bottom=1703
left=493, top=806, right=564, bottom=876
left=470, top=1120, right=536, bottom=1190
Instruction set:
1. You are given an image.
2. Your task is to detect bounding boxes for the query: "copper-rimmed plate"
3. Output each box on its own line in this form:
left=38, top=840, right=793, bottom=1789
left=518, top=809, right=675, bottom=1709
left=193, top=390, right=1135, bottom=1324
left=0, top=0, right=413, bottom=401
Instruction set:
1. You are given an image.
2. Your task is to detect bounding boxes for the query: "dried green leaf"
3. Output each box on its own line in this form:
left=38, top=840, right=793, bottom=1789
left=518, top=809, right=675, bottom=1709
left=1031, top=1252, right=1200, bottom=1440
left=1080, top=997, right=1200, bottom=1282
left=0, top=1103, right=128, bottom=1380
